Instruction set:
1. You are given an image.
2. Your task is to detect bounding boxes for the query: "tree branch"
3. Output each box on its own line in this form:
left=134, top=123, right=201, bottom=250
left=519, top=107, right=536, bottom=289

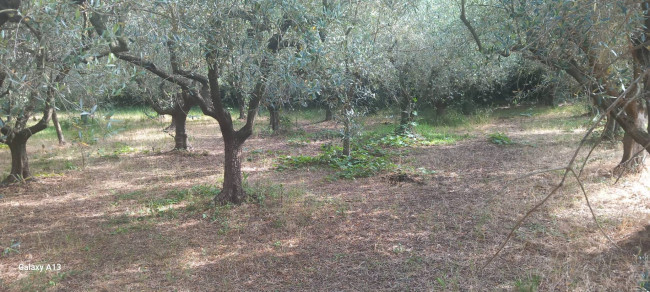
left=460, top=0, right=483, bottom=53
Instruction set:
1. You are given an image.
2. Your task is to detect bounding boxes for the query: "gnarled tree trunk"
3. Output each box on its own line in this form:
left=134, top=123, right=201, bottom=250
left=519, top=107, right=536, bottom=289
left=6, top=136, right=30, bottom=183
left=171, top=112, right=188, bottom=150
left=619, top=99, right=648, bottom=170
left=217, top=135, right=246, bottom=204
left=164, top=115, right=176, bottom=132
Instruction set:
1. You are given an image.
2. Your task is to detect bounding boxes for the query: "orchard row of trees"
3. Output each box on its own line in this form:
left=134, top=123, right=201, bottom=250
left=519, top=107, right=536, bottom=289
left=1, top=0, right=650, bottom=204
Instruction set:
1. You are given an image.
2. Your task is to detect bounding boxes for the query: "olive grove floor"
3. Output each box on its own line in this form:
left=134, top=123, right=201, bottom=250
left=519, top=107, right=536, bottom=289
left=0, top=106, right=649, bottom=291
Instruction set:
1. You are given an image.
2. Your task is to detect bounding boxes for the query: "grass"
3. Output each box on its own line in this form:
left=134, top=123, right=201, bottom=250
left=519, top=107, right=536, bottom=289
left=488, top=132, right=515, bottom=145
left=114, top=184, right=220, bottom=218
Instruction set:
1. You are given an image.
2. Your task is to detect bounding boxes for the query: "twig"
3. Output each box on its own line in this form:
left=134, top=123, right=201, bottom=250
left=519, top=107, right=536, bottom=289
left=489, top=167, right=566, bottom=197
left=578, top=135, right=604, bottom=178
left=568, top=168, right=621, bottom=250
left=482, top=169, right=569, bottom=270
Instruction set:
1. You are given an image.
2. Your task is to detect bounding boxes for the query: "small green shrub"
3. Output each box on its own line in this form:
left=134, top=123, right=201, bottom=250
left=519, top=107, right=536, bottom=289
left=64, top=161, right=79, bottom=170
left=488, top=132, right=514, bottom=145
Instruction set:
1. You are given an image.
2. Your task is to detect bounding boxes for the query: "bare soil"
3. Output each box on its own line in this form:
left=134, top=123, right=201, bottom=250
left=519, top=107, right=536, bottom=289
left=1, top=109, right=649, bottom=291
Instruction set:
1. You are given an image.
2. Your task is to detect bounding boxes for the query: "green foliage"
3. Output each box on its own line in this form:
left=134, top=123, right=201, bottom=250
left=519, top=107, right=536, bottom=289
left=2, top=240, right=20, bottom=256
left=278, top=140, right=394, bottom=179
left=107, top=84, right=146, bottom=107
left=64, top=161, right=79, bottom=170
left=488, top=132, right=514, bottom=145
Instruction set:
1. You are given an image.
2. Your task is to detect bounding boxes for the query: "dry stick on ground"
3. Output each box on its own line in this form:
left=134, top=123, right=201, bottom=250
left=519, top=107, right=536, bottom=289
left=482, top=73, right=646, bottom=270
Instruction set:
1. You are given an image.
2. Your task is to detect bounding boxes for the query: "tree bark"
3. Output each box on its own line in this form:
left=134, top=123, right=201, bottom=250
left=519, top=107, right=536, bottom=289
left=164, top=115, right=177, bottom=132
left=619, top=99, right=647, bottom=169
left=171, top=112, right=189, bottom=150
left=237, top=92, right=246, bottom=120
left=52, top=109, right=66, bottom=145
left=647, top=98, right=650, bottom=133
left=602, top=112, right=619, bottom=141
left=216, top=135, right=246, bottom=204
left=268, top=104, right=280, bottom=133
left=396, top=94, right=414, bottom=135
left=5, top=137, right=30, bottom=183
left=343, top=110, right=351, bottom=156
left=325, top=106, right=333, bottom=121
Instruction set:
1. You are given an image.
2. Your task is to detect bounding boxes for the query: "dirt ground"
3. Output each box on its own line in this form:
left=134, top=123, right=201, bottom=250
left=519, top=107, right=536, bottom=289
left=1, top=109, right=649, bottom=291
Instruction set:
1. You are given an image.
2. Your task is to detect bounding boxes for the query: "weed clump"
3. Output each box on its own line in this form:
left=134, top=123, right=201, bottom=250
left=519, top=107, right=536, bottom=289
left=488, top=132, right=514, bottom=145
left=278, top=142, right=394, bottom=179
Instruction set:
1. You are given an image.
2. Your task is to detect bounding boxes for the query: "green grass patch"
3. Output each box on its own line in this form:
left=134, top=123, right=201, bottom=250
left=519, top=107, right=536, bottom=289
left=277, top=125, right=468, bottom=179
left=116, top=190, right=145, bottom=201
left=416, top=108, right=493, bottom=128
left=245, top=178, right=306, bottom=206
left=514, top=274, right=542, bottom=292
left=488, top=132, right=514, bottom=145
left=149, top=184, right=220, bottom=216
left=284, top=108, right=327, bottom=123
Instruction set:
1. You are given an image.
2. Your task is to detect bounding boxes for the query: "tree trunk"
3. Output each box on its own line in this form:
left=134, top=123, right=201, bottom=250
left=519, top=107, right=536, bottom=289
left=602, top=112, right=619, bottom=141
left=396, top=94, right=414, bottom=135
left=647, top=98, right=650, bottom=133
left=343, top=115, right=351, bottom=156
left=268, top=104, right=280, bottom=133
left=618, top=100, right=647, bottom=170
left=216, top=136, right=246, bottom=204
left=434, top=100, right=446, bottom=117
left=52, top=109, right=65, bottom=145
left=325, top=106, right=333, bottom=121
left=5, top=138, right=30, bottom=183
left=237, top=93, right=246, bottom=120
left=172, top=112, right=188, bottom=150
left=164, top=115, right=177, bottom=132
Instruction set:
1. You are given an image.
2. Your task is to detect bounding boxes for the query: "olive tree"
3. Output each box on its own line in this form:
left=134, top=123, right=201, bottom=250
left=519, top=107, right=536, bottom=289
left=460, top=0, right=650, bottom=169
left=95, top=0, right=322, bottom=204
left=0, top=0, right=106, bottom=183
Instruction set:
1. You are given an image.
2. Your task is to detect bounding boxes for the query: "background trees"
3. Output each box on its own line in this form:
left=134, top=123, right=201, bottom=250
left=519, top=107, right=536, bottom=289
left=1, top=0, right=646, bottom=200
left=460, top=0, right=650, bottom=168
left=0, top=0, right=99, bottom=182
